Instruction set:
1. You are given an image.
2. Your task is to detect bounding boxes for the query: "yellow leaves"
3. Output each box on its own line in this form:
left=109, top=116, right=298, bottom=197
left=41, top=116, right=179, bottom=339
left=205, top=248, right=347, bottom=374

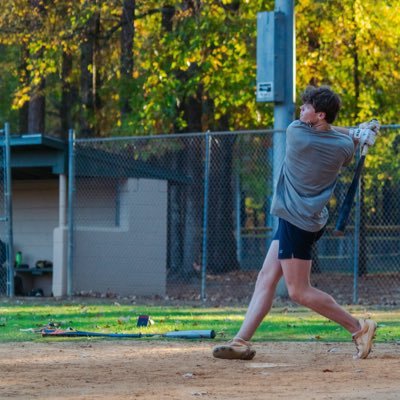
left=48, top=15, right=57, bottom=26
left=39, top=61, right=48, bottom=72
left=12, top=86, right=30, bottom=110
left=233, top=41, right=247, bottom=57
left=377, top=173, right=386, bottom=181
left=100, top=3, right=110, bottom=14
left=210, top=57, right=222, bottom=70
left=219, top=45, right=228, bottom=54
left=186, top=55, right=198, bottom=64
left=393, top=70, right=400, bottom=80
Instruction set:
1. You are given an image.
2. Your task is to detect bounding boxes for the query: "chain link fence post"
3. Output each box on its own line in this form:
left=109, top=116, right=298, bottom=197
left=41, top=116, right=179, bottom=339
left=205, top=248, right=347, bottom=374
left=201, top=131, right=211, bottom=301
left=67, top=128, right=76, bottom=296
left=0, top=125, right=6, bottom=295
left=4, top=123, right=14, bottom=297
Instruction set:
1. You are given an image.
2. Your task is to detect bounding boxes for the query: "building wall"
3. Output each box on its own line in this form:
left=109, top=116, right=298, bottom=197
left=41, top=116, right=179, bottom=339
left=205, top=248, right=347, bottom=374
left=12, top=177, right=167, bottom=297
left=13, top=180, right=58, bottom=266
left=13, top=179, right=58, bottom=296
left=72, top=178, right=168, bottom=297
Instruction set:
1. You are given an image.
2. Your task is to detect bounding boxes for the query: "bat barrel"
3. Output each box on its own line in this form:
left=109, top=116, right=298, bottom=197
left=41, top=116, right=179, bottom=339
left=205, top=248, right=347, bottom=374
left=163, top=330, right=216, bottom=339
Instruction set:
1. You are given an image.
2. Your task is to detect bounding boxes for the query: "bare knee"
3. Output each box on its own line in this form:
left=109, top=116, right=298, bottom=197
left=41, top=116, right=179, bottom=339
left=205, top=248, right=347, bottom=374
left=288, top=286, right=335, bottom=307
left=287, top=286, right=311, bottom=306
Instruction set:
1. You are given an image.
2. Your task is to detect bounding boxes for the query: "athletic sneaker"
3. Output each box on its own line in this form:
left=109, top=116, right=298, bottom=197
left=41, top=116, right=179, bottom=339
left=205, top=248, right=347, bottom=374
left=352, top=318, right=377, bottom=359
left=212, top=337, right=256, bottom=360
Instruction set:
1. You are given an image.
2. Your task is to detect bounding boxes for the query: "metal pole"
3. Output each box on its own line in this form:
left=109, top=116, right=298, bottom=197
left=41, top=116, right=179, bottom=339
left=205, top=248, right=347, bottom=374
left=273, top=0, right=295, bottom=226
left=201, top=132, right=211, bottom=301
left=273, top=0, right=295, bottom=194
left=59, top=174, right=67, bottom=227
left=67, top=129, right=75, bottom=296
left=273, top=0, right=295, bottom=297
left=4, top=123, right=14, bottom=297
left=273, top=0, right=295, bottom=176
left=353, top=150, right=361, bottom=304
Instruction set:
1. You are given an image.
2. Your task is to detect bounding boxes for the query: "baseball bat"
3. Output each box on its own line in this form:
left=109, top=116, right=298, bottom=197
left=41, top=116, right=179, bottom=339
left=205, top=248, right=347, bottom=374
left=333, top=145, right=368, bottom=236
left=41, top=329, right=216, bottom=339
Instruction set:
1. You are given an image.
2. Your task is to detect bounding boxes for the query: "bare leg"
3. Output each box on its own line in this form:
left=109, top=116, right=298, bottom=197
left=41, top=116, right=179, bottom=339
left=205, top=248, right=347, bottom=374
left=281, top=258, right=361, bottom=334
left=235, top=240, right=283, bottom=341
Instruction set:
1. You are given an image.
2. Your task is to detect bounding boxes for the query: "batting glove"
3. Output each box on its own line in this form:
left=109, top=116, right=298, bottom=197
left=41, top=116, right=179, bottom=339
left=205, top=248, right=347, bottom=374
left=349, top=128, right=377, bottom=147
left=359, top=119, right=380, bottom=132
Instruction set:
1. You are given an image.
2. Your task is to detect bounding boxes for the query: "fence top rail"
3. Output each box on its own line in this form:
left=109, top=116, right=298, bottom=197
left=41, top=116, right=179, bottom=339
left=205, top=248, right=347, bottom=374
left=74, top=123, right=399, bottom=144
left=74, top=129, right=284, bottom=143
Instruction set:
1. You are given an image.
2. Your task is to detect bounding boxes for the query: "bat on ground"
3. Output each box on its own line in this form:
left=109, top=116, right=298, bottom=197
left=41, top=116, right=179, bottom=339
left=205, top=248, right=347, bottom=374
left=333, top=119, right=379, bottom=236
left=41, top=329, right=216, bottom=339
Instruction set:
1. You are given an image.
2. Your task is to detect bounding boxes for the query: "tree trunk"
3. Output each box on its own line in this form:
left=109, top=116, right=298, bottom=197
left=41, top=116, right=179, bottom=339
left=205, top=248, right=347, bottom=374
left=28, top=79, right=46, bottom=133
left=167, top=155, right=184, bottom=276
left=18, top=46, right=29, bottom=134
left=180, top=91, right=204, bottom=277
left=383, top=179, right=399, bottom=225
left=60, top=51, right=75, bottom=139
left=120, top=0, right=135, bottom=118
left=161, top=5, right=175, bottom=32
left=27, top=0, right=46, bottom=134
left=156, top=4, right=184, bottom=277
left=80, top=7, right=100, bottom=136
left=207, top=117, right=239, bottom=273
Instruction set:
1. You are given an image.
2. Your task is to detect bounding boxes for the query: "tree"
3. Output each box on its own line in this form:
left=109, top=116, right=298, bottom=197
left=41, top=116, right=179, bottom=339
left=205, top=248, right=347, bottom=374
left=120, top=0, right=135, bottom=119
left=27, top=0, right=47, bottom=133
left=79, top=2, right=100, bottom=136
left=0, top=0, right=399, bottom=281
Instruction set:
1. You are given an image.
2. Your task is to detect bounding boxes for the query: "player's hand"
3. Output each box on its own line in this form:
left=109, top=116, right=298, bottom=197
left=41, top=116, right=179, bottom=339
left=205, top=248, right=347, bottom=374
left=349, top=128, right=377, bottom=147
left=359, top=119, right=380, bottom=133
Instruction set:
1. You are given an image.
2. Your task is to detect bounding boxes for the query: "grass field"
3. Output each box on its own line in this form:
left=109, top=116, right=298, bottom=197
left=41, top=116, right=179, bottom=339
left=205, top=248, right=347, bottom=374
left=0, top=298, right=399, bottom=343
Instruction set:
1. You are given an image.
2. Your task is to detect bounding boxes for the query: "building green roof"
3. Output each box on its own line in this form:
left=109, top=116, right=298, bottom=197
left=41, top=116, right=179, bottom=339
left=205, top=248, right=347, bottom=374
left=1, top=134, right=191, bottom=183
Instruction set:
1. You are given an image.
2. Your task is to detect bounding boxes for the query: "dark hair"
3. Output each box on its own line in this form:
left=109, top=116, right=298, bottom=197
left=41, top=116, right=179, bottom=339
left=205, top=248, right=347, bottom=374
left=301, top=86, right=341, bottom=123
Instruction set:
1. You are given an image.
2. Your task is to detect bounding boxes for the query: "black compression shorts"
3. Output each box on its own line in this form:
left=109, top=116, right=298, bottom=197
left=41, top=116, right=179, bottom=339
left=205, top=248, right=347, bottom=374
left=272, top=218, right=325, bottom=260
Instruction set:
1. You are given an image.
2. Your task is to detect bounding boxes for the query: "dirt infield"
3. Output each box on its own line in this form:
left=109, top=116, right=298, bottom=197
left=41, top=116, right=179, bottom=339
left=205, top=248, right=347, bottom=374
left=1, top=340, right=399, bottom=399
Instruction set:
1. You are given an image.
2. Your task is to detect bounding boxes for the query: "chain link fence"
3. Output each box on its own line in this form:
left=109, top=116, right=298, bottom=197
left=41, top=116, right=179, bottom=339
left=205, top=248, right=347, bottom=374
left=0, top=125, right=12, bottom=296
left=71, top=125, right=400, bottom=305
left=71, top=134, right=206, bottom=298
left=1, top=124, right=397, bottom=303
left=0, top=130, right=6, bottom=295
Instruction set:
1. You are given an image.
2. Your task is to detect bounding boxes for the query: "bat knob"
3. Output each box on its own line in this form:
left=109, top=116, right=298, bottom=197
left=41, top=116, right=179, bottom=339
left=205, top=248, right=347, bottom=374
left=332, top=230, right=344, bottom=237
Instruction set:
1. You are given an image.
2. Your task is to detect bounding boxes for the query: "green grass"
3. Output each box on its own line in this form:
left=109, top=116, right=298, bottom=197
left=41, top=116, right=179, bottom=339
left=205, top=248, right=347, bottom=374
left=0, top=298, right=399, bottom=343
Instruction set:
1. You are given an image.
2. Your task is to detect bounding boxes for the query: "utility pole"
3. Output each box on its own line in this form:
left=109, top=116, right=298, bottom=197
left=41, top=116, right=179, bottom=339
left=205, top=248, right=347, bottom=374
left=273, top=0, right=295, bottom=216
left=257, top=1, right=295, bottom=296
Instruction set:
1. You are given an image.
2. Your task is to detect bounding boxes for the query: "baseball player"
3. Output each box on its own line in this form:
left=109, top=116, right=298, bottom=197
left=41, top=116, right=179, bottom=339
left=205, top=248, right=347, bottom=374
left=213, top=86, right=379, bottom=360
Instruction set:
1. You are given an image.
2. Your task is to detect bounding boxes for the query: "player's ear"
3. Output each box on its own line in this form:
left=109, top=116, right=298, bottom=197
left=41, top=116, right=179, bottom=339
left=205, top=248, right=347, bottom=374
left=317, top=111, right=326, bottom=121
